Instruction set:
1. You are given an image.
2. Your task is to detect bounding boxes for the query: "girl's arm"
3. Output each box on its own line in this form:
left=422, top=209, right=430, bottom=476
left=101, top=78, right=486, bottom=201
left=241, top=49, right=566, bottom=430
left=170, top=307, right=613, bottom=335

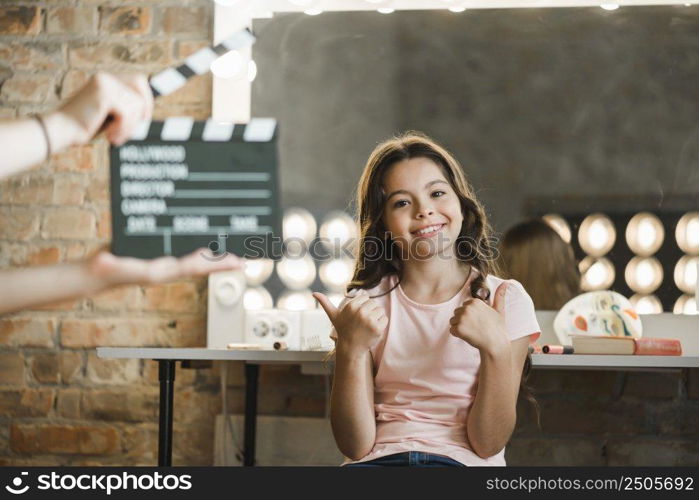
left=0, top=248, right=241, bottom=316
left=466, top=336, right=530, bottom=458
left=330, top=342, right=376, bottom=460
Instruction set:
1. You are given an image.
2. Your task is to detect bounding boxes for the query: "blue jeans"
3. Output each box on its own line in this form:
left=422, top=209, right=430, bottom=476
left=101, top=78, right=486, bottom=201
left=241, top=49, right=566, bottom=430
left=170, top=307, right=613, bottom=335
left=343, top=451, right=465, bottom=467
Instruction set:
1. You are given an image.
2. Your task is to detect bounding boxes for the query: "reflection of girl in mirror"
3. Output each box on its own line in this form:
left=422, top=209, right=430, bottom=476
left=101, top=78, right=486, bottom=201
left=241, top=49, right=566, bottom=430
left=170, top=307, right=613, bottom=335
left=313, top=132, right=541, bottom=467
left=498, top=219, right=581, bottom=310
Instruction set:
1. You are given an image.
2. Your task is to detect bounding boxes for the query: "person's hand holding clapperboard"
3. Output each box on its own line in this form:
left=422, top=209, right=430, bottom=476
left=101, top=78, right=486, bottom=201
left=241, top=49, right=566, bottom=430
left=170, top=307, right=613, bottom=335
left=0, top=71, right=242, bottom=316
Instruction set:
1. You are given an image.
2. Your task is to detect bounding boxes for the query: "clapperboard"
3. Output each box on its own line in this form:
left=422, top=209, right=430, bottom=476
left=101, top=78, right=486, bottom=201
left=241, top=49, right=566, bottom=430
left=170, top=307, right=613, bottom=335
left=107, top=27, right=280, bottom=259
left=109, top=118, right=280, bottom=259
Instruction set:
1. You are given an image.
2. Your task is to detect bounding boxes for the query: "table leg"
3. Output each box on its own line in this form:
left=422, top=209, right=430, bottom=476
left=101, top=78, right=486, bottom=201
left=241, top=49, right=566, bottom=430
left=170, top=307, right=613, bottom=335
left=158, top=359, right=176, bottom=466
left=243, top=363, right=259, bottom=466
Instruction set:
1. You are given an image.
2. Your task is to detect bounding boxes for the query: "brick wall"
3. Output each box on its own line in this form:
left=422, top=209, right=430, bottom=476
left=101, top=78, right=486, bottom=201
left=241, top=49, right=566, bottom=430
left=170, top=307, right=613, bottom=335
left=0, top=0, right=227, bottom=466
left=1, top=2, right=698, bottom=466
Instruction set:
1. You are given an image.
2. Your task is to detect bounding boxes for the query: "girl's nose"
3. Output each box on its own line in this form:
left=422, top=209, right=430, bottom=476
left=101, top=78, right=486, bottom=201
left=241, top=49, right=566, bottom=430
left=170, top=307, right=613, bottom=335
left=416, top=207, right=434, bottom=219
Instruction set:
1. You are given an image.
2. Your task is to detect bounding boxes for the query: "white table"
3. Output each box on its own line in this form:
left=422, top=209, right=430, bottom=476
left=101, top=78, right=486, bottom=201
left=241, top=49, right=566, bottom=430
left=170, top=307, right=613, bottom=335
left=97, top=347, right=699, bottom=466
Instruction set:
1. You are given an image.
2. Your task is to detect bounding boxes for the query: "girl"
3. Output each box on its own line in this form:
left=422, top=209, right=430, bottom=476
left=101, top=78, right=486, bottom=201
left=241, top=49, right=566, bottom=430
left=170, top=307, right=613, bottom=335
left=313, top=132, right=541, bottom=467
left=498, top=218, right=581, bottom=310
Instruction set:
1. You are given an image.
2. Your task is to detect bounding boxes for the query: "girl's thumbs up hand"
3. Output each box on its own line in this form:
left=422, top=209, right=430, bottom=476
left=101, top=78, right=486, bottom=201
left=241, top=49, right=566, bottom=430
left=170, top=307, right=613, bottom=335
left=448, top=282, right=510, bottom=356
left=313, top=290, right=387, bottom=354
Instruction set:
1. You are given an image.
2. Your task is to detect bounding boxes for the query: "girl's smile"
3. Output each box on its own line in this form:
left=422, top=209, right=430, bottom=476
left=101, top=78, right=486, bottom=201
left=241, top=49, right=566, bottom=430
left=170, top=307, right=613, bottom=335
left=411, top=223, right=447, bottom=238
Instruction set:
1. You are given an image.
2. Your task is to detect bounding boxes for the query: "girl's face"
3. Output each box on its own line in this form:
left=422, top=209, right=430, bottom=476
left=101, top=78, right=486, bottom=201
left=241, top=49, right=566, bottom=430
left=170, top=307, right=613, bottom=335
left=382, top=157, right=464, bottom=260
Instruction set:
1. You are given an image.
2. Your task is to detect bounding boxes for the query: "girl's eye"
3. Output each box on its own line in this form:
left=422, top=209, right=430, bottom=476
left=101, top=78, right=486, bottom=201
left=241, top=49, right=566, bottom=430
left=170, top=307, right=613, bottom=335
left=432, top=191, right=446, bottom=198
left=393, top=200, right=409, bottom=208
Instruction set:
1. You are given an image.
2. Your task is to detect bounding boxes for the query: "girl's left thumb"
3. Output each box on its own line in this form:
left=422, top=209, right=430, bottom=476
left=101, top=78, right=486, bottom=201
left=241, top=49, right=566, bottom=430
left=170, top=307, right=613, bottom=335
left=492, top=282, right=509, bottom=314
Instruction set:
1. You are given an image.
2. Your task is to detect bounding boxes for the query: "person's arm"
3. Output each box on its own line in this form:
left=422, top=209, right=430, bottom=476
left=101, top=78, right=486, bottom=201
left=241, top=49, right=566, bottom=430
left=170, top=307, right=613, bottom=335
left=0, top=248, right=241, bottom=316
left=314, top=291, right=384, bottom=460
left=330, top=342, right=376, bottom=460
left=0, top=73, right=152, bottom=180
left=466, top=336, right=529, bottom=458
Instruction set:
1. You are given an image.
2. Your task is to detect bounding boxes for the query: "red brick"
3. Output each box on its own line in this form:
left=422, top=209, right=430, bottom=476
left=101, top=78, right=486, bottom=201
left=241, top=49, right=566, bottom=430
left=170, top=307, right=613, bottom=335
left=86, top=353, right=140, bottom=385
left=0, top=42, right=63, bottom=71
left=96, top=208, right=111, bottom=240
left=0, top=174, right=54, bottom=205
left=173, top=425, right=214, bottom=466
left=606, top=439, right=699, bottom=466
left=0, top=318, right=56, bottom=347
left=177, top=40, right=209, bottom=59
left=85, top=175, right=110, bottom=204
left=81, top=388, right=158, bottom=422
left=158, top=73, right=211, bottom=106
left=123, top=424, right=157, bottom=462
left=59, top=351, right=83, bottom=384
left=25, top=245, right=62, bottom=266
left=60, top=69, right=91, bottom=99
left=0, top=351, right=25, bottom=386
left=162, top=7, right=210, bottom=35
left=69, top=41, right=173, bottom=68
left=100, top=6, right=152, bottom=35
left=506, top=437, right=604, bottom=466
left=34, top=298, right=83, bottom=312
left=143, top=282, right=199, bottom=313
left=56, top=389, right=81, bottom=419
left=174, top=387, right=220, bottom=424
left=687, top=368, right=699, bottom=399
left=153, top=103, right=210, bottom=121
left=29, top=353, right=59, bottom=384
left=623, top=371, right=681, bottom=399
left=53, top=176, right=86, bottom=206
left=90, top=285, right=143, bottom=311
left=41, top=208, right=96, bottom=239
left=0, top=208, right=40, bottom=241
left=60, top=318, right=177, bottom=348
left=0, top=389, right=54, bottom=417
left=11, top=424, right=120, bottom=455
left=1, top=73, right=56, bottom=103
left=0, top=7, right=42, bottom=35
left=47, top=7, right=97, bottom=35
left=51, top=145, right=98, bottom=172
left=538, top=397, right=651, bottom=435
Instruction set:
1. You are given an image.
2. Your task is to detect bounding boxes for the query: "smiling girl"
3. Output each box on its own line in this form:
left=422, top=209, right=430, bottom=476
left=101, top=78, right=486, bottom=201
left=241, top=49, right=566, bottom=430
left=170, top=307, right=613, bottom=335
left=313, top=132, right=541, bottom=467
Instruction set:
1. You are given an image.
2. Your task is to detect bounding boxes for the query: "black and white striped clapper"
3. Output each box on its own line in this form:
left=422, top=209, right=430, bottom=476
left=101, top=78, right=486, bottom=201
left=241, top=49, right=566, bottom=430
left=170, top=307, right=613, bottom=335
left=109, top=117, right=281, bottom=259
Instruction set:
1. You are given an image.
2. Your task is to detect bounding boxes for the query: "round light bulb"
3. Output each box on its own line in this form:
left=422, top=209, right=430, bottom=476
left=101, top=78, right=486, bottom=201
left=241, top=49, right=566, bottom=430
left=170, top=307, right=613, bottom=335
left=600, top=4, right=619, bottom=11
left=674, top=255, right=699, bottom=294
left=277, top=255, right=317, bottom=290
left=629, top=294, right=663, bottom=315
left=244, top=287, right=274, bottom=311
left=676, top=212, right=699, bottom=255
left=579, top=256, right=615, bottom=291
left=625, top=212, right=664, bottom=256
left=624, top=256, right=663, bottom=294
left=244, top=258, right=274, bottom=286
left=542, top=213, right=572, bottom=244
left=319, top=258, right=354, bottom=292
left=277, top=289, right=316, bottom=311
left=673, top=294, right=698, bottom=315
left=320, top=211, right=356, bottom=250
left=578, top=213, right=616, bottom=257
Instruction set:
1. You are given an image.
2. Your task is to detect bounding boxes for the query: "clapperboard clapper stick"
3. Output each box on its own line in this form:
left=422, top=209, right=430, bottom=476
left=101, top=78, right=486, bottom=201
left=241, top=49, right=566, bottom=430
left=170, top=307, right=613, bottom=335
left=97, top=28, right=256, bottom=133
left=108, top=27, right=282, bottom=261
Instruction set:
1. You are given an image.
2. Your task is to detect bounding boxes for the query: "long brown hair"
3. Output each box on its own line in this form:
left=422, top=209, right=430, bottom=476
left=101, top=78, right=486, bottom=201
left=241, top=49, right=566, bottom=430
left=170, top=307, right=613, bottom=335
left=346, top=131, right=538, bottom=421
left=498, top=219, right=581, bottom=310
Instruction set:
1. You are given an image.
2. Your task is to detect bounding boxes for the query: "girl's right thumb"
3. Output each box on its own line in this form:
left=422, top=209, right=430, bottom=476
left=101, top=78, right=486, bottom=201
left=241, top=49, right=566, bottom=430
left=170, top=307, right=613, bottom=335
left=312, top=292, right=338, bottom=320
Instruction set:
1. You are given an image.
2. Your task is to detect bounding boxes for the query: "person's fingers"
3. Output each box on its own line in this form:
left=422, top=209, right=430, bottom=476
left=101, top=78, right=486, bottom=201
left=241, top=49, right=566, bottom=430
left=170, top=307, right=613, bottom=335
left=102, top=74, right=150, bottom=145
left=174, top=247, right=243, bottom=279
left=313, top=292, right=339, bottom=323
left=491, top=282, right=509, bottom=315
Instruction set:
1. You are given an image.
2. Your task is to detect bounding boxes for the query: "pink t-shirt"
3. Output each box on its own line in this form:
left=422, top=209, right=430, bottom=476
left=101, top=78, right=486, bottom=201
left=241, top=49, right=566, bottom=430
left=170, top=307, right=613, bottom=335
left=332, top=272, right=541, bottom=466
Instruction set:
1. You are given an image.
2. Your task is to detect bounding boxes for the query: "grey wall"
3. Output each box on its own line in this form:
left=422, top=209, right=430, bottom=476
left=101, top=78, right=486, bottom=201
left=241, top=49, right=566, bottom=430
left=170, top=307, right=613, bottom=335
left=252, top=6, right=699, bottom=233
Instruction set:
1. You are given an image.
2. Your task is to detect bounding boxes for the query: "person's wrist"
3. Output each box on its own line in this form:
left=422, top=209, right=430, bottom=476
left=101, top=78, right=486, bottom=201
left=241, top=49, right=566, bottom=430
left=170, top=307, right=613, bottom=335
left=336, top=338, right=369, bottom=361
left=43, top=110, right=84, bottom=152
left=479, top=335, right=511, bottom=360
